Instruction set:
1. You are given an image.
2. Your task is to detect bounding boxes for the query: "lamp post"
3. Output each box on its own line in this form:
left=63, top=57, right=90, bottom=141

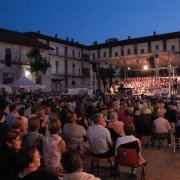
left=168, top=51, right=171, bottom=98
left=155, top=54, right=159, bottom=83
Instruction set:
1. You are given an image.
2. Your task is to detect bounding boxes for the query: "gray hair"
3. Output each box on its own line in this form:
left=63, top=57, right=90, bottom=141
left=110, top=112, right=118, bottom=122
left=93, top=113, right=103, bottom=124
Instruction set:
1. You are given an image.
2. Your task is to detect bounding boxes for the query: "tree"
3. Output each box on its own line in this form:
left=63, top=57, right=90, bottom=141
left=26, top=48, right=49, bottom=78
left=97, top=67, right=115, bottom=91
left=107, top=68, right=116, bottom=87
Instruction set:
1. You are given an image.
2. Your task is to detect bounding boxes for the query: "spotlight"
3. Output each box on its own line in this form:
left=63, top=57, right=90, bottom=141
left=143, top=65, right=148, bottom=70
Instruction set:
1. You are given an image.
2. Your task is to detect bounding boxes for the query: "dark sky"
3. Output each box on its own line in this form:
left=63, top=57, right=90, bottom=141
left=1, top=0, right=180, bottom=45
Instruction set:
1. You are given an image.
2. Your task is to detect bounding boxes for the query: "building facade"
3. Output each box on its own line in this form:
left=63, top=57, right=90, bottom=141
left=0, top=28, right=180, bottom=92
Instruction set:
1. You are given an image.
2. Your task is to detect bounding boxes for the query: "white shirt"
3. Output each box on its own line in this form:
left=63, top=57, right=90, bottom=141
left=87, top=124, right=111, bottom=154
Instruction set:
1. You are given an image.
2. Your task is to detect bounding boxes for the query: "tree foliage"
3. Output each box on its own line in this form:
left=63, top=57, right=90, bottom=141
left=26, top=48, right=49, bottom=76
left=97, top=67, right=115, bottom=88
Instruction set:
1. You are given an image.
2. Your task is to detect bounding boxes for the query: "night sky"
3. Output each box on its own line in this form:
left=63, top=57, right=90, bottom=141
left=1, top=0, right=180, bottom=45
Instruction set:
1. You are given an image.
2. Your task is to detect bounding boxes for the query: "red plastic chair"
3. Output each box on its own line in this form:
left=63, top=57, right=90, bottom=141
left=114, top=147, right=146, bottom=180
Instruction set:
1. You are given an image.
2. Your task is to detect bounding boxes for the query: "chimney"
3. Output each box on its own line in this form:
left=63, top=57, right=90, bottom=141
left=66, top=37, right=69, bottom=41
left=37, top=30, right=40, bottom=34
left=71, top=38, right=74, bottom=43
left=55, top=34, right=58, bottom=38
left=128, top=36, right=131, bottom=40
left=153, top=31, right=156, bottom=36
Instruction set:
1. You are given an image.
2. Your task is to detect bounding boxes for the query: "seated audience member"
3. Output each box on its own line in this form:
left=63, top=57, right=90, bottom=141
left=76, top=110, right=89, bottom=130
left=107, top=112, right=125, bottom=145
left=174, top=118, right=180, bottom=147
left=5, top=104, right=17, bottom=129
left=43, top=118, right=66, bottom=177
left=61, top=149, right=101, bottom=180
left=87, top=113, right=114, bottom=158
left=115, top=123, right=145, bottom=177
left=23, top=117, right=45, bottom=157
left=62, top=112, right=86, bottom=150
left=28, top=105, right=37, bottom=118
left=0, top=100, right=9, bottom=116
left=164, top=103, right=178, bottom=124
left=175, top=118, right=180, bottom=137
left=152, top=109, right=172, bottom=146
left=17, top=147, right=59, bottom=180
left=36, top=108, right=47, bottom=136
left=11, top=117, right=27, bottom=139
left=134, top=108, right=153, bottom=140
left=106, top=105, right=114, bottom=123
left=0, top=130, right=22, bottom=179
left=112, top=101, right=124, bottom=121
left=122, top=108, right=134, bottom=124
left=0, top=111, right=9, bottom=147
left=18, top=107, right=28, bottom=129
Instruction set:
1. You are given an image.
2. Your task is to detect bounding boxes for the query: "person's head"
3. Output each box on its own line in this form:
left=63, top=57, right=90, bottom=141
left=157, top=109, right=164, bottom=117
left=11, top=117, right=26, bottom=132
left=36, top=107, right=45, bottom=117
left=113, top=101, right=120, bottom=110
left=124, top=123, right=135, bottom=135
left=20, top=147, right=41, bottom=172
left=68, top=112, right=77, bottom=123
left=107, top=106, right=114, bottom=113
left=76, top=110, right=85, bottom=118
left=124, top=108, right=130, bottom=116
left=31, top=105, right=37, bottom=114
left=143, top=108, right=151, bottom=115
left=28, top=117, right=40, bottom=132
left=0, top=100, right=9, bottom=113
left=18, top=107, right=26, bottom=117
left=110, top=112, right=118, bottom=122
left=0, top=111, right=6, bottom=122
left=129, top=106, right=134, bottom=114
left=5, top=130, right=22, bottom=151
left=9, top=104, right=17, bottom=113
left=45, top=106, right=52, bottom=115
left=61, top=149, right=83, bottom=173
left=93, top=113, right=105, bottom=126
left=48, top=118, right=61, bottom=134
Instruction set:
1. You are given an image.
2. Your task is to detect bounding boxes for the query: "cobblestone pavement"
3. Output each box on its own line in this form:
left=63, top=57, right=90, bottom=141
left=83, top=138, right=180, bottom=180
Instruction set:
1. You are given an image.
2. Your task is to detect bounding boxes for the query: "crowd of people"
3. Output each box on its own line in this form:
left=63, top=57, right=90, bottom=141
left=0, top=90, right=180, bottom=179
left=111, top=76, right=180, bottom=95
